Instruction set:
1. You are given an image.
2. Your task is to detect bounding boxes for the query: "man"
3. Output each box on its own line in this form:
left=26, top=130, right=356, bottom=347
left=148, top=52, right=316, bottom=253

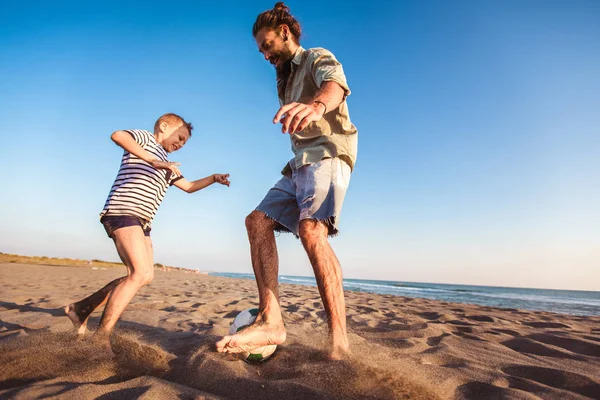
left=216, top=2, right=358, bottom=360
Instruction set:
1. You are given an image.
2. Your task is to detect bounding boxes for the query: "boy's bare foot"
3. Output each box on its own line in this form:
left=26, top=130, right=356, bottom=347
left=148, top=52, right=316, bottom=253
left=64, top=304, right=88, bottom=336
left=216, top=320, right=286, bottom=354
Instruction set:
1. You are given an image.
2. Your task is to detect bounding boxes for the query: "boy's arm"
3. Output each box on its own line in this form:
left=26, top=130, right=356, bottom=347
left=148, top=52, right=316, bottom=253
left=111, top=130, right=181, bottom=176
left=173, top=174, right=230, bottom=193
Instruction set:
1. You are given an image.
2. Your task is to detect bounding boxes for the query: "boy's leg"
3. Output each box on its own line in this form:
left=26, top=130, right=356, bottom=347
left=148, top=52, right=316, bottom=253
left=64, top=277, right=126, bottom=335
left=145, top=236, right=154, bottom=269
left=96, top=225, right=154, bottom=336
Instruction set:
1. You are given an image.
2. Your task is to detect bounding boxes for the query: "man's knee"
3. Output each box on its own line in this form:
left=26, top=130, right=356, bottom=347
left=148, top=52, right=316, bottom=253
left=299, top=220, right=328, bottom=246
left=245, top=210, right=274, bottom=233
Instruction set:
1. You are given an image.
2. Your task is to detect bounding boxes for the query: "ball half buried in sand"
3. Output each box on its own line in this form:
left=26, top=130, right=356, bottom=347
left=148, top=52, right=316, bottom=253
left=229, top=308, right=277, bottom=363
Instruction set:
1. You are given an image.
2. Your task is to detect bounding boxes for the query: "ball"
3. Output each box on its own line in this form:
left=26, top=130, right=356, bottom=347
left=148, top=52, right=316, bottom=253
left=229, top=308, right=277, bottom=363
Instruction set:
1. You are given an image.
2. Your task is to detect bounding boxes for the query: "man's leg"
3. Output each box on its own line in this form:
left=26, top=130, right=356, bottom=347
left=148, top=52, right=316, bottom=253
left=216, top=210, right=287, bottom=353
left=95, top=226, right=154, bottom=338
left=299, top=219, right=349, bottom=360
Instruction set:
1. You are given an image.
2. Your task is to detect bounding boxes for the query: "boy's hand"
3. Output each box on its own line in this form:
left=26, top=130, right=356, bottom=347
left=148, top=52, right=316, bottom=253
left=213, top=173, right=231, bottom=187
left=150, top=160, right=182, bottom=176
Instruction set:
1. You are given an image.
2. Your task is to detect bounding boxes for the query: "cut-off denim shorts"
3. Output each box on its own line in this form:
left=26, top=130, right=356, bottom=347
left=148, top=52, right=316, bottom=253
left=256, top=157, right=351, bottom=237
left=100, top=215, right=151, bottom=238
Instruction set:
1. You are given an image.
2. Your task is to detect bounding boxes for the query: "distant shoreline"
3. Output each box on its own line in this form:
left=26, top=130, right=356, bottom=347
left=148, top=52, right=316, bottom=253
left=0, top=252, right=205, bottom=274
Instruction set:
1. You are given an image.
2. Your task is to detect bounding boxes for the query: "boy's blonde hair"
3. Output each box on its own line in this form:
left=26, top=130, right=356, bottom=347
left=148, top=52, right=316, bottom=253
left=154, top=113, right=194, bottom=136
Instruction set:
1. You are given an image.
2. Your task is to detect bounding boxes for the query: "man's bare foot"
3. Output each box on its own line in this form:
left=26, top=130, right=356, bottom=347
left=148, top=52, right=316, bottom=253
left=328, top=334, right=351, bottom=360
left=216, top=320, right=286, bottom=354
left=329, top=343, right=351, bottom=360
left=90, top=331, right=115, bottom=359
left=64, top=304, right=88, bottom=336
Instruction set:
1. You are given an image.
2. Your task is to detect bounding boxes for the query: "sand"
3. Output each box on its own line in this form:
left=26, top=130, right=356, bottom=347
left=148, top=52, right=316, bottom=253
left=0, top=263, right=599, bottom=399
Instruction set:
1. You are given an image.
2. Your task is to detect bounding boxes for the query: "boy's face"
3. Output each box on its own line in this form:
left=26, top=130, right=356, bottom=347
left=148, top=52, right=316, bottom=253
left=160, top=122, right=191, bottom=153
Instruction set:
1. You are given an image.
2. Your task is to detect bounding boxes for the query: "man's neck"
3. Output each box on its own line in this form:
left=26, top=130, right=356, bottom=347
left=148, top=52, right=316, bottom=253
left=287, top=42, right=300, bottom=59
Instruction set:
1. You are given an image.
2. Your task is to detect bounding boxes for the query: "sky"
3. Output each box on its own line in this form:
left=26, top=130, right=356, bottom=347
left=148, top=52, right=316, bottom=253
left=0, top=0, right=598, bottom=291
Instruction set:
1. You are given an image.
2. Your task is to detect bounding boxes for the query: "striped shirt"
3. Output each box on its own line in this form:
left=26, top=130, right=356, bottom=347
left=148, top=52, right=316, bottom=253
left=100, top=129, right=182, bottom=228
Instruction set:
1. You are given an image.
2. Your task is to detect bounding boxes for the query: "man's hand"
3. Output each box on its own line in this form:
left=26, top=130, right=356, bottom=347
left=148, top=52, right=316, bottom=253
left=150, top=160, right=182, bottom=176
left=273, top=102, right=325, bottom=135
left=213, top=173, right=231, bottom=187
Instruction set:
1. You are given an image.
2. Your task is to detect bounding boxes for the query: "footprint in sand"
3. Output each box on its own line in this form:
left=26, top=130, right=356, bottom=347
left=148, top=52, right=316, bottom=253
left=284, top=304, right=300, bottom=312
left=454, top=326, right=475, bottom=334
left=501, top=337, right=585, bottom=360
left=455, top=381, right=531, bottom=400
left=502, top=365, right=600, bottom=399
left=525, top=333, right=600, bottom=357
left=490, top=328, right=522, bottom=337
left=453, top=332, right=485, bottom=342
left=418, top=311, right=442, bottom=320
left=427, top=333, right=451, bottom=346
left=522, top=321, right=571, bottom=329
left=375, top=337, right=416, bottom=349
left=582, top=334, right=600, bottom=343
left=465, top=315, right=495, bottom=322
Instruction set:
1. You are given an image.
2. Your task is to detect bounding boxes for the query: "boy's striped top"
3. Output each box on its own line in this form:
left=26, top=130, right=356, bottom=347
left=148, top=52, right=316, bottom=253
left=100, top=129, right=182, bottom=228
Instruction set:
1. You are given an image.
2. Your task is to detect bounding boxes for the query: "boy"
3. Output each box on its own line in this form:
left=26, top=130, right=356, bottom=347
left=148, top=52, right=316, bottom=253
left=64, top=113, right=229, bottom=353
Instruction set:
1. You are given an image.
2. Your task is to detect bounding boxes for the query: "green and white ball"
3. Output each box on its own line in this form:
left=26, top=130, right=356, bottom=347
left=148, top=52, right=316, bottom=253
left=229, top=308, right=277, bottom=363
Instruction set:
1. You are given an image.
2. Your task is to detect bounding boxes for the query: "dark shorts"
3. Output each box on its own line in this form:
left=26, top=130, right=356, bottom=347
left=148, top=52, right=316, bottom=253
left=100, top=215, right=151, bottom=238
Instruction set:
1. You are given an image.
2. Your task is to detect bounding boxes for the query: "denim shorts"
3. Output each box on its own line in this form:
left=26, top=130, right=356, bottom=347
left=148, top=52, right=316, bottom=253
left=256, top=157, right=351, bottom=237
left=100, top=215, right=151, bottom=238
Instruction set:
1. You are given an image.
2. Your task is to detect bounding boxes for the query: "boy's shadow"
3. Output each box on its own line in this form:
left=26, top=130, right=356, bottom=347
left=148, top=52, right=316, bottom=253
left=0, top=301, right=65, bottom=316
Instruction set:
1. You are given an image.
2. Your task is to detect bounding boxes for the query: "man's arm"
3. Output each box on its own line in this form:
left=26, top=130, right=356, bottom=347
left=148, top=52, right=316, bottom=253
left=111, top=130, right=182, bottom=176
left=274, top=81, right=345, bottom=135
left=274, top=49, right=350, bottom=135
left=173, top=174, right=230, bottom=193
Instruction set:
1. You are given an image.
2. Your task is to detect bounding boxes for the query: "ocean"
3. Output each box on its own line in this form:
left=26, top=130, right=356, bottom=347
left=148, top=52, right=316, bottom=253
left=210, top=272, right=600, bottom=317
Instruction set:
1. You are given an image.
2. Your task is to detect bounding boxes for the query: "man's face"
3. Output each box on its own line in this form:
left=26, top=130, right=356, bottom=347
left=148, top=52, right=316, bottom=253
left=255, top=27, right=294, bottom=68
left=161, top=122, right=190, bottom=153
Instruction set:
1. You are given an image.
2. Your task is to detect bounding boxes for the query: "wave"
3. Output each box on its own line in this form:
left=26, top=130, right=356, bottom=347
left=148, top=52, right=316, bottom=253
left=344, top=282, right=448, bottom=294
left=280, top=276, right=315, bottom=284
left=472, top=291, right=600, bottom=307
left=211, top=272, right=600, bottom=315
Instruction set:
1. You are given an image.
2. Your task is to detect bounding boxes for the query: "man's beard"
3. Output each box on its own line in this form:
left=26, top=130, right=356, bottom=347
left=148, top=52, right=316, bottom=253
left=271, top=47, right=294, bottom=67
left=274, top=48, right=295, bottom=98
left=276, top=60, right=292, bottom=99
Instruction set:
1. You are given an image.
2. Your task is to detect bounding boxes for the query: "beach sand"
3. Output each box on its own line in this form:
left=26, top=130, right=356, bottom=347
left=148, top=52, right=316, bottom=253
left=1, top=263, right=599, bottom=399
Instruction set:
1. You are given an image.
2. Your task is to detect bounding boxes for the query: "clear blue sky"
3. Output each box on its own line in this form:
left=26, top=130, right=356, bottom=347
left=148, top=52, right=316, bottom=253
left=1, top=1, right=598, bottom=290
